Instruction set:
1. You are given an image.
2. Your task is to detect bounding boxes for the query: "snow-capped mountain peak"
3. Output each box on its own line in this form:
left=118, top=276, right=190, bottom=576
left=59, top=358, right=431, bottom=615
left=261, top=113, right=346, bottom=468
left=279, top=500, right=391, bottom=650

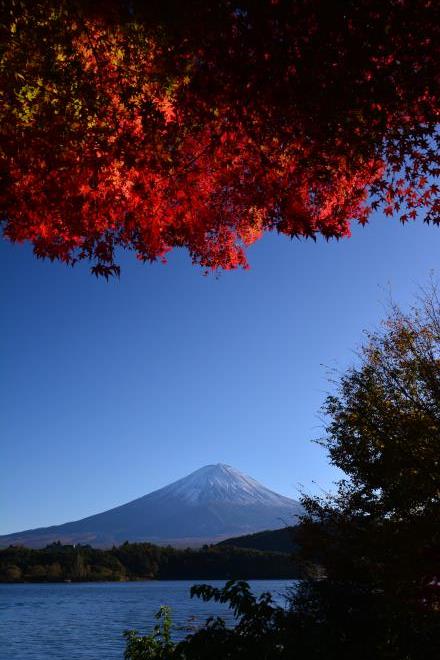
left=149, top=463, right=294, bottom=506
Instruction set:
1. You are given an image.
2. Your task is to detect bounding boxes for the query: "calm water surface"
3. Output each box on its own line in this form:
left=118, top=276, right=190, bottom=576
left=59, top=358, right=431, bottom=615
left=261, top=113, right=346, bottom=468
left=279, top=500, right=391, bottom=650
left=0, top=580, right=293, bottom=659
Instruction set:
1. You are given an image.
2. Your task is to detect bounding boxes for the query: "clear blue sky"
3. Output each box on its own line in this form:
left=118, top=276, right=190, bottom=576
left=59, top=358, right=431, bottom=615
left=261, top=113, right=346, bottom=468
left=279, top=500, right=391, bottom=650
left=1, top=214, right=440, bottom=535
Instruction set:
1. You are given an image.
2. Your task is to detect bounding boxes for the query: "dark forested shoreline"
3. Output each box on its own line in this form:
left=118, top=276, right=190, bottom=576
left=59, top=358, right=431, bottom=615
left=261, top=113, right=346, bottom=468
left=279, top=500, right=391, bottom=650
left=0, top=541, right=299, bottom=583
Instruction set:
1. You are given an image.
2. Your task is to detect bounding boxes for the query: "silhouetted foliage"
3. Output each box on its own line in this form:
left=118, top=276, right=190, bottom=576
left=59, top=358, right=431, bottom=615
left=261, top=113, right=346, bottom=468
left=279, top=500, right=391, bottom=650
left=125, top=581, right=298, bottom=660
left=1, top=1, right=439, bottom=275
left=291, top=286, right=440, bottom=658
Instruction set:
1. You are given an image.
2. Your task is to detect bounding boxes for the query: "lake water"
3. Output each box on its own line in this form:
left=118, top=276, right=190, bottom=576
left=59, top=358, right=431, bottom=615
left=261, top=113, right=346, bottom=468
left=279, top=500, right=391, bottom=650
left=0, top=580, right=294, bottom=659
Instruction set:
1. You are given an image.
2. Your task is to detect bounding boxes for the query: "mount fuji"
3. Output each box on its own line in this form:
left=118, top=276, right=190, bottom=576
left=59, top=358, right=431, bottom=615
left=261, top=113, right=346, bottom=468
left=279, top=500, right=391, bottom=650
left=0, top=464, right=302, bottom=548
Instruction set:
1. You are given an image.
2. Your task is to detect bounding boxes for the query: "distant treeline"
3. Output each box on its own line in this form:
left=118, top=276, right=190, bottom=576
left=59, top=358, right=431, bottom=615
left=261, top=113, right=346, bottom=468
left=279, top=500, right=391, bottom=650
left=0, top=541, right=299, bottom=582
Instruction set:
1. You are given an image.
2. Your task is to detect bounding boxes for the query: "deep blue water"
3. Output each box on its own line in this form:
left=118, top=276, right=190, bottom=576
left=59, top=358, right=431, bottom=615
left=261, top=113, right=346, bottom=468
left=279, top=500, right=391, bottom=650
left=0, top=580, right=293, bottom=659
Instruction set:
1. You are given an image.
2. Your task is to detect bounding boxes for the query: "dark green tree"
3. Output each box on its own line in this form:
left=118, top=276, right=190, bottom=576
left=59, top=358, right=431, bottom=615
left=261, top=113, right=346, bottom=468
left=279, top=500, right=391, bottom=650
left=293, top=286, right=440, bottom=658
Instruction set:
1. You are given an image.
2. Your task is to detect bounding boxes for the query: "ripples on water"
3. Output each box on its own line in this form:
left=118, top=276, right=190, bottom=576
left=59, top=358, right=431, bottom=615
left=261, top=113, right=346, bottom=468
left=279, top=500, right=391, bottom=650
left=0, top=580, right=293, bottom=659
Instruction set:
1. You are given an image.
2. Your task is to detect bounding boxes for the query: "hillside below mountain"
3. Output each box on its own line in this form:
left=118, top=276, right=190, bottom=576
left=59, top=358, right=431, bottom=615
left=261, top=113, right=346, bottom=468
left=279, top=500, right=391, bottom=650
left=217, top=526, right=298, bottom=554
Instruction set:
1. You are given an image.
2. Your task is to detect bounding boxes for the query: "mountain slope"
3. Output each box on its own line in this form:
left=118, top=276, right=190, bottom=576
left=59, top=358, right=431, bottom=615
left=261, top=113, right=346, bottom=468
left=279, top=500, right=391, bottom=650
left=217, top=526, right=298, bottom=554
left=0, top=464, right=302, bottom=548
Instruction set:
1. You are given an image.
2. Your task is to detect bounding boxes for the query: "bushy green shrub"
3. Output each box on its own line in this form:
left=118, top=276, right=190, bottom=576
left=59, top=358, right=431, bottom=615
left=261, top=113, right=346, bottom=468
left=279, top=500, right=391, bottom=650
left=124, top=606, right=176, bottom=660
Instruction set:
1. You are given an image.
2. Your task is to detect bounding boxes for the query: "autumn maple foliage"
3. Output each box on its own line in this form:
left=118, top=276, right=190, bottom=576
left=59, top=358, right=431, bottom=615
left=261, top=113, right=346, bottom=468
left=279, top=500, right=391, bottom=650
left=1, top=1, right=439, bottom=275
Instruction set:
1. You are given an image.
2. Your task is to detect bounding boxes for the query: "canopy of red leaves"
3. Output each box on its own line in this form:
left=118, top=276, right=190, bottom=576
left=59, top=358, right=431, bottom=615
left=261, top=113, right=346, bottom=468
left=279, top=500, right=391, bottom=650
left=1, top=0, right=439, bottom=275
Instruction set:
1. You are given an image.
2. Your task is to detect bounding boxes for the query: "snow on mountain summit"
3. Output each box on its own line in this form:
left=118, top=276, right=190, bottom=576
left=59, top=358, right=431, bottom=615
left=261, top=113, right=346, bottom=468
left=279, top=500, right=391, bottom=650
left=152, top=464, right=295, bottom=506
